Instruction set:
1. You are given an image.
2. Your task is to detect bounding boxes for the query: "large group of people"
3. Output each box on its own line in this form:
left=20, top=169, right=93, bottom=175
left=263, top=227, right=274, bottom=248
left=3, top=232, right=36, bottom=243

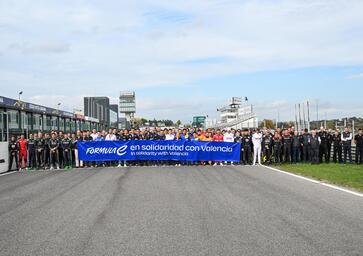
left=8, top=126, right=363, bottom=171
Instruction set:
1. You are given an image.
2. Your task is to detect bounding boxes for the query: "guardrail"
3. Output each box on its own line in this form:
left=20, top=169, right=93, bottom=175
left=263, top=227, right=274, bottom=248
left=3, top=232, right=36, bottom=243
left=0, top=142, right=9, bottom=173
left=329, top=145, right=359, bottom=162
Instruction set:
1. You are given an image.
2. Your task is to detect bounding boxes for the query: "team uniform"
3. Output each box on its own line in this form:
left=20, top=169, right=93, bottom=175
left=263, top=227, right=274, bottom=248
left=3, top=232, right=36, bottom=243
left=309, top=134, right=321, bottom=164
left=332, top=133, right=342, bottom=163
left=61, top=138, right=72, bottom=169
left=272, top=134, right=282, bottom=164
left=18, top=138, right=27, bottom=169
left=27, top=137, right=36, bottom=169
left=282, top=134, right=292, bottom=163
left=354, top=133, right=363, bottom=164
left=341, top=131, right=352, bottom=164
left=48, top=138, right=60, bottom=169
left=8, top=140, right=19, bottom=171
left=35, top=137, right=46, bottom=169
left=292, top=135, right=302, bottom=164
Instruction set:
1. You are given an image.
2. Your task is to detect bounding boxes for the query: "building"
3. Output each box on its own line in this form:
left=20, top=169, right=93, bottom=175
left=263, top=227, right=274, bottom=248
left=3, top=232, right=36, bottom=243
left=119, top=91, right=136, bottom=128
left=0, top=95, right=103, bottom=141
left=118, top=117, right=129, bottom=130
left=84, top=97, right=110, bottom=128
left=109, top=104, right=119, bottom=129
left=205, top=97, right=258, bottom=129
left=119, top=91, right=136, bottom=122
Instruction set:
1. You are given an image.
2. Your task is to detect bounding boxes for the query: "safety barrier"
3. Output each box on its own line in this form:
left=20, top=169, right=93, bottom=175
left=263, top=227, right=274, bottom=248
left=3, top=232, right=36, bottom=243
left=0, top=142, right=9, bottom=173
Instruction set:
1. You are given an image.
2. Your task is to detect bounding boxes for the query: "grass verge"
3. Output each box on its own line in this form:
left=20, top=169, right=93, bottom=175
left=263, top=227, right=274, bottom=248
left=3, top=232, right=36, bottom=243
left=273, top=163, right=363, bottom=193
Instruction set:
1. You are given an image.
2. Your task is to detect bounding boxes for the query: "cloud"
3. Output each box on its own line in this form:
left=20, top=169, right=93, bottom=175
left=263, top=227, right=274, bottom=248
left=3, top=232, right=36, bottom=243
left=1, top=0, right=363, bottom=88
left=1, top=0, right=363, bottom=122
left=8, top=41, right=70, bottom=54
left=346, top=72, right=363, bottom=79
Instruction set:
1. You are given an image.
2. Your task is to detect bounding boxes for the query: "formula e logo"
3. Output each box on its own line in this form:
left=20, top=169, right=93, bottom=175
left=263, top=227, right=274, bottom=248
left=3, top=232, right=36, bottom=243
left=116, top=145, right=128, bottom=156
left=86, top=146, right=128, bottom=156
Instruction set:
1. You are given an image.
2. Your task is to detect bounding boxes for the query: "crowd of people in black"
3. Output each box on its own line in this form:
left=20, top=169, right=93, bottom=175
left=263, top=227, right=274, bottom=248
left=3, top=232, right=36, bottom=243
left=8, top=126, right=363, bottom=171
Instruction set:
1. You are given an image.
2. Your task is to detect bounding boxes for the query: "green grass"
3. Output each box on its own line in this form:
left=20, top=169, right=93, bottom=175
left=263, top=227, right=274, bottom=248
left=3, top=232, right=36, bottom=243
left=274, top=163, right=363, bottom=192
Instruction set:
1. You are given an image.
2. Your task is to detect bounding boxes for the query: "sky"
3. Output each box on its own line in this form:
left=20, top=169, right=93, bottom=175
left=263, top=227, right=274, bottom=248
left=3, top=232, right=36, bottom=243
left=1, top=0, right=363, bottom=123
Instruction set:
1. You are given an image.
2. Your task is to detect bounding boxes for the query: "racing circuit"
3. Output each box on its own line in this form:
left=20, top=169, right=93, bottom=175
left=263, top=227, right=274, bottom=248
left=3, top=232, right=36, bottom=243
left=1, top=165, right=362, bottom=256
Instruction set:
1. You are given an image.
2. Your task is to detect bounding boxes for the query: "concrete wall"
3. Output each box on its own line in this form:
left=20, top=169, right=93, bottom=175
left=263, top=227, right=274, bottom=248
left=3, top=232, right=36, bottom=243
left=0, top=142, right=9, bottom=173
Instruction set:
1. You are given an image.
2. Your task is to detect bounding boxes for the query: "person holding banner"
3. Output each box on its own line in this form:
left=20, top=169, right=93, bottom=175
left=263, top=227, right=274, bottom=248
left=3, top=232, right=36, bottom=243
left=213, top=129, right=224, bottom=166
left=224, top=128, right=235, bottom=165
left=252, top=129, right=263, bottom=166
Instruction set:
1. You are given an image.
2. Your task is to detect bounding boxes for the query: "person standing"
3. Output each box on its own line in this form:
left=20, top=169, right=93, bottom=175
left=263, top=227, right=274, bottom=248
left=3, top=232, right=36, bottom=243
left=48, top=133, right=60, bottom=170
left=332, top=130, right=342, bottom=164
left=241, top=129, right=252, bottom=165
left=354, top=128, right=363, bottom=164
left=223, top=128, right=235, bottom=165
left=282, top=130, right=292, bottom=163
left=341, top=127, right=352, bottom=164
left=61, top=134, right=72, bottom=170
left=309, top=129, right=321, bottom=165
left=44, top=133, right=51, bottom=169
left=58, top=132, right=64, bottom=169
left=301, top=129, right=310, bottom=162
left=72, top=133, right=81, bottom=168
left=105, top=129, right=116, bottom=141
left=326, top=129, right=333, bottom=163
left=318, top=127, right=329, bottom=163
left=27, top=133, right=36, bottom=170
left=213, top=129, right=224, bottom=166
left=262, top=130, right=273, bottom=164
left=165, top=129, right=175, bottom=141
left=90, top=129, right=98, bottom=140
left=292, top=131, right=302, bottom=164
left=272, top=132, right=282, bottom=164
left=18, top=135, right=27, bottom=171
left=252, top=129, right=262, bottom=165
left=35, top=132, right=45, bottom=169
left=8, top=136, right=19, bottom=171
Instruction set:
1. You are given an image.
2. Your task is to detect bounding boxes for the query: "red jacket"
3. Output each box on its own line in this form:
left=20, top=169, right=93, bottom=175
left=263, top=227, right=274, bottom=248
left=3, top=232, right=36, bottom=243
left=213, top=134, right=224, bottom=142
left=18, top=139, right=27, bottom=151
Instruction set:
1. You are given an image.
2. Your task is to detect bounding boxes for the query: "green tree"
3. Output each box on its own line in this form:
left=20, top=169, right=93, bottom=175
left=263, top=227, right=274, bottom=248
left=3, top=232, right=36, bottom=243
left=262, top=119, right=275, bottom=129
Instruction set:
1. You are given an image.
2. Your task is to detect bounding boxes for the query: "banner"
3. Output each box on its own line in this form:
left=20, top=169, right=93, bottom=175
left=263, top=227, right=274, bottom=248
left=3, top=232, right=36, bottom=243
left=78, top=140, right=241, bottom=162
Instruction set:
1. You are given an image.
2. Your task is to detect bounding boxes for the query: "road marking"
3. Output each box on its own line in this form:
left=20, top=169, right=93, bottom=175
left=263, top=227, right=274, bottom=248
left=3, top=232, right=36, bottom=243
left=0, top=171, right=17, bottom=177
left=262, top=165, right=363, bottom=198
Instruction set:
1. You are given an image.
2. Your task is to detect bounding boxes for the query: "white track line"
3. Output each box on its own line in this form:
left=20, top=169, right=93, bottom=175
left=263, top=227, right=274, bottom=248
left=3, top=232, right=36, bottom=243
left=262, top=165, right=363, bottom=198
left=0, top=171, right=17, bottom=177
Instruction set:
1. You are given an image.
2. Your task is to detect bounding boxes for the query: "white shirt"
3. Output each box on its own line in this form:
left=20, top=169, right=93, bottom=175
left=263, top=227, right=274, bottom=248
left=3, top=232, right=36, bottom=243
left=252, top=133, right=263, bottom=146
left=105, top=134, right=117, bottom=141
left=165, top=134, right=175, bottom=140
left=341, top=132, right=352, bottom=141
left=90, top=133, right=98, bottom=140
left=223, top=132, right=234, bottom=142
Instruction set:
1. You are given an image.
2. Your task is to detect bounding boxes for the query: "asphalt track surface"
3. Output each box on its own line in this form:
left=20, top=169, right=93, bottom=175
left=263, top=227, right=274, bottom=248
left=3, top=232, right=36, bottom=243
left=0, top=166, right=362, bottom=256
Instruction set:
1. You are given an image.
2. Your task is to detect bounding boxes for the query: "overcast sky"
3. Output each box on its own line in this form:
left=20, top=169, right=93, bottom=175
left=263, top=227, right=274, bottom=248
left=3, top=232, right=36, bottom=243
left=1, top=0, right=363, bottom=123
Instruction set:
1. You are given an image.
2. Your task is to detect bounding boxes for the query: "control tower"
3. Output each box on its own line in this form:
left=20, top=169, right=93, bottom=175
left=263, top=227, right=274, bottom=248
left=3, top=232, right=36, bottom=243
left=119, top=91, right=136, bottom=122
